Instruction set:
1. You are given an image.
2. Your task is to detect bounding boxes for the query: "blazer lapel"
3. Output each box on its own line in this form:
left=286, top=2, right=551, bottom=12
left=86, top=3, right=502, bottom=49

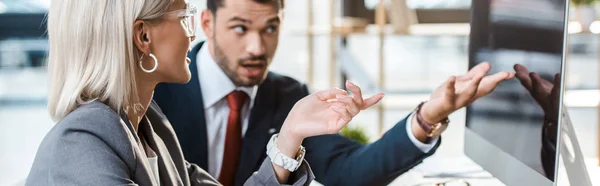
left=118, top=112, right=158, bottom=186
left=235, top=76, right=278, bottom=185
left=139, top=116, right=184, bottom=186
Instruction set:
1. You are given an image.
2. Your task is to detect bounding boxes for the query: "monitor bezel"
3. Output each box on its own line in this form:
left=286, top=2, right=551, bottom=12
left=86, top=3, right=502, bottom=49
left=464, top=0, right=570, bottom=185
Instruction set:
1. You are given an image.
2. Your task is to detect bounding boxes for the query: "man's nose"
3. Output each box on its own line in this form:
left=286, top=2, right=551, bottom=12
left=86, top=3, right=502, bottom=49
left=245, top=32, right=266, bottom=56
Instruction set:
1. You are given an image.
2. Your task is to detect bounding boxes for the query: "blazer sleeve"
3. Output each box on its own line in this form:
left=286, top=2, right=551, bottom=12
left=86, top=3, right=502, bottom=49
left=186, top=157, right=314, bottom=186
left=26, top=127, right=138, bottom=186
left=299, top=85, right=440, bottom=186
left=185, top=161, right=221, bottom=186
left=243, top=158, right=315, bottom=186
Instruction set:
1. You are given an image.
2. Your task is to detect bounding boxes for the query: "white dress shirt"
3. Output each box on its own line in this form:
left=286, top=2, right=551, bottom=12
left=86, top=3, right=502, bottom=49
left=196, top=42, right=438, bottom=179
left=147, top=156, right=160, bottom=185
left=140, top=133, right=160, bottom=185
left=198, top=44, right=258, bottom=179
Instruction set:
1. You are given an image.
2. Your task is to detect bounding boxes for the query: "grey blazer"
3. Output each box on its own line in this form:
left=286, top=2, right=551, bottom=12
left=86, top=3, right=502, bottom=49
left=26, top=101, right=314, bottom=186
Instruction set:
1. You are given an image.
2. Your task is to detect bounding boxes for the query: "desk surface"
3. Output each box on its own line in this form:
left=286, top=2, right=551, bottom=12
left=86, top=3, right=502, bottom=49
left=391, top=155, right=505, bottom=186
left=393, top=155, right=600, bottom=186
left=308, top=155, right=505, bottom=186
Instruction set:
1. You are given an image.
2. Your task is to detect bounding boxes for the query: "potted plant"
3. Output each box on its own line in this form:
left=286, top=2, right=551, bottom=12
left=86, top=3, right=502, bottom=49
left=340, top=125, right=370, bottom=145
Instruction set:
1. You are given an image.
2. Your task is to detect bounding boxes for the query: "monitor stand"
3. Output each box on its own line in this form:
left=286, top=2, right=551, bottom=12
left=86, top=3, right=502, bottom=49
left=556, top=105, right=592, bottom=186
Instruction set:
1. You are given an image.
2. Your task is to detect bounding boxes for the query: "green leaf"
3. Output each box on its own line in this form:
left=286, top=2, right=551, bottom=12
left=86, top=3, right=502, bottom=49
left=572, top=0, right=599, bottom=6
left=340, top=125, right=370, bottom=145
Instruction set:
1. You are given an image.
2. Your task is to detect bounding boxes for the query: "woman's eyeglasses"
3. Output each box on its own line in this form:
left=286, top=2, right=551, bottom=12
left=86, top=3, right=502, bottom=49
left=163, top=3, right=198, bottom=40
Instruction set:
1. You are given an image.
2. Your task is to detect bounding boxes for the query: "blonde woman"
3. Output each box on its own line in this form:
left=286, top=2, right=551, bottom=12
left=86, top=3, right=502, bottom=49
left=25, top=0, right=383, bottom=185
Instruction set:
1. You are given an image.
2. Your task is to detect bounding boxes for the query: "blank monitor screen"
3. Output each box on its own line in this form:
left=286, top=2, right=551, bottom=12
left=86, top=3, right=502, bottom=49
left=466, top=0, right=567, bottom=184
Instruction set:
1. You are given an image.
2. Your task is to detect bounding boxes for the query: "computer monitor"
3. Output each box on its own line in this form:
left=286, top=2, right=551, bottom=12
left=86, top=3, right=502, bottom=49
left=465, top=0, right=568, bottom=185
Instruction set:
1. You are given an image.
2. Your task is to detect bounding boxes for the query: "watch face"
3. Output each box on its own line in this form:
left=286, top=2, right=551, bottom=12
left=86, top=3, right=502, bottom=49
left=428, top=122, right=448, bottom=137
left=295, top=147, right=306, bottom=162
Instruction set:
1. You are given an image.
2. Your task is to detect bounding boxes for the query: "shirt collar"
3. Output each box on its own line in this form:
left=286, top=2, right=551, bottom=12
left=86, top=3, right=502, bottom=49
left=197, top=42, right=258, bottom=109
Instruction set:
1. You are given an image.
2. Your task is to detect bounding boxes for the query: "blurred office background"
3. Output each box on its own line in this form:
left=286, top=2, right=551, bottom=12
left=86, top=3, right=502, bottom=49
left=1, top=0, right=599, bottom=185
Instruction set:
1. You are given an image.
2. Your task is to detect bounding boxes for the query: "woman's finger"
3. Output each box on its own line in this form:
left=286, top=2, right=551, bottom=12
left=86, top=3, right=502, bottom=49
left=346, top=81, right=364, bottom=107
left=315, top=87, right=347, bottom=101
left=333, top=106, right=353, bottom=132
left=362, top=93, right=385, bottom=109
left=335, top=94, right=360, bottom=116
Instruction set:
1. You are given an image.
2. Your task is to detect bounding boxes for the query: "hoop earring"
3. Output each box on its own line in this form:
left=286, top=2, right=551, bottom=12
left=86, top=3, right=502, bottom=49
left=139, top=53, right=158, bottom=73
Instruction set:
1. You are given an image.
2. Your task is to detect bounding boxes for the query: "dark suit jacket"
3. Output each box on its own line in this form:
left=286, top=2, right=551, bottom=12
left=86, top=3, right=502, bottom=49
left=153, top=42, right=440, bottom=186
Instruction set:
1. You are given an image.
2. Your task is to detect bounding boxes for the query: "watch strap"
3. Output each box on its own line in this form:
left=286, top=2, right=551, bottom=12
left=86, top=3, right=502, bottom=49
left=415, top=102, right=449, bottom=137
left=266, top=134, right=305, bottom=172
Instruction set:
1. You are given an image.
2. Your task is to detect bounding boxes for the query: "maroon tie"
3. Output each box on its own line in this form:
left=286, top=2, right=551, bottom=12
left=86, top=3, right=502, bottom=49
left=219, top=90, right=248, bottom=186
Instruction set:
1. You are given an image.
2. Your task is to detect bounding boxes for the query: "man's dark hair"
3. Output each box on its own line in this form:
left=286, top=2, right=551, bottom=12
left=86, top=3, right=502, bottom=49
left=207, top=0, right=284, bottom=15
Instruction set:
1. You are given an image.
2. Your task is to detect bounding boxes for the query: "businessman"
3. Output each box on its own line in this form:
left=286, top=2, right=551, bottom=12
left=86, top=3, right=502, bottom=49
left=153, top=0, right=515, bottom=185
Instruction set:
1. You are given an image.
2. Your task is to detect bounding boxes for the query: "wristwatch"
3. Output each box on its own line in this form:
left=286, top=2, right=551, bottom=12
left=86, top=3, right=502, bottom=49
left=415, top=102, right=450, bottom=137
left=266, top=134, right=306, bottom=172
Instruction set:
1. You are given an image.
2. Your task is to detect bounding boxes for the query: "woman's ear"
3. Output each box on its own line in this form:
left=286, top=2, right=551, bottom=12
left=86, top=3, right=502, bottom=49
left=133, top=20, right=151, bottom=55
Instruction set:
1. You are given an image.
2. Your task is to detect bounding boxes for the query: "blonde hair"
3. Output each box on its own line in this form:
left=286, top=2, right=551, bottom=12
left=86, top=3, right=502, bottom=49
left=47, top=0, right=174, bottom=121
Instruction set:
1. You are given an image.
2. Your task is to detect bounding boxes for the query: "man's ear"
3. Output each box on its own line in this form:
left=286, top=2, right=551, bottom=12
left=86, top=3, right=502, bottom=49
left=201, top=10, right=214, bottom=39
left=133, top=20, right=152, bottom=55
left=278, top=9, right=284, bottom=19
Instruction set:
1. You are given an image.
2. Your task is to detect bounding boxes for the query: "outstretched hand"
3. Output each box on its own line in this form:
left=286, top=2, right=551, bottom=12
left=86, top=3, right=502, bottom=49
left=420, top=62, right=515, bottom=123
left=272, top=82, right=383, bottom=183
left=281, top=81, right=384, bottom=140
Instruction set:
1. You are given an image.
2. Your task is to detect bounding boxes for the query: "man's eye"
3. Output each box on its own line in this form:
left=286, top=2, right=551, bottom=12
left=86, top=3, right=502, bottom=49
left=266, top=25, right=278, bottom=33
left=233, top=26, right=246, bottom=33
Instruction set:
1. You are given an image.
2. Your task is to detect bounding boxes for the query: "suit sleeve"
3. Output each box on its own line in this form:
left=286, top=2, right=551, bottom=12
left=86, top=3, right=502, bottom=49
left=299, top=85, right=441, bottom=186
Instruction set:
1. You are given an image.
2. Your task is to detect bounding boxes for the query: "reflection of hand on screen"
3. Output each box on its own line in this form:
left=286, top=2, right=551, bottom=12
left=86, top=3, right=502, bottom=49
left=514, top=64, right=561, bottom=122
left=514, top=64, right=560, bottom=178
left=420, top=62, right=515, bottom=124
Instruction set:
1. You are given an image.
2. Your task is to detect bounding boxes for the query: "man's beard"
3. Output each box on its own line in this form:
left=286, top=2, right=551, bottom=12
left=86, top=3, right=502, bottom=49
left=212, top=39, right=268, bottom=87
